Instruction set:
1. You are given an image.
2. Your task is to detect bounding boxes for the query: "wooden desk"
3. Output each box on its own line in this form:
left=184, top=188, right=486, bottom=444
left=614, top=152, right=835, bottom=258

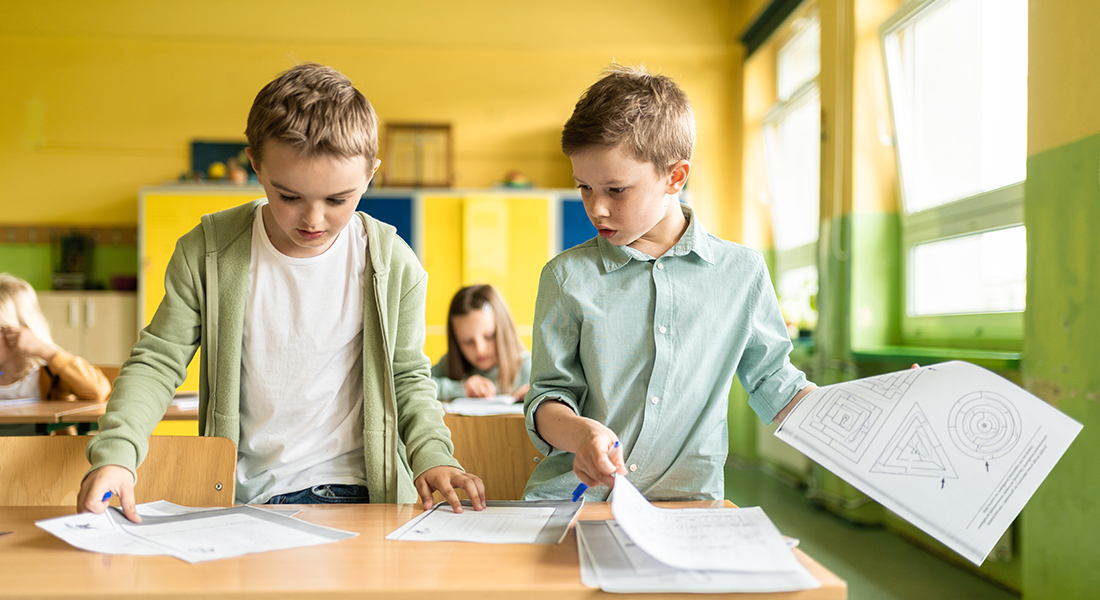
left=0, top=401, right=104, bottom=425
left=55, top=402, right=199, bottom=423
left=0, top=502, right=846, bottom=599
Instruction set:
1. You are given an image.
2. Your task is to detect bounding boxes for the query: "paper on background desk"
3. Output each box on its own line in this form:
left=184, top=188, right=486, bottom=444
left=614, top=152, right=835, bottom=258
left=37, top=503, right=355, bottom=563
left=0, top=397, right=38, bottom=408
left=775, top=361, right=1083, bottom=565
left=442, top=395, right=523, bottom=416
left=387, top=499, right=582, bottom=544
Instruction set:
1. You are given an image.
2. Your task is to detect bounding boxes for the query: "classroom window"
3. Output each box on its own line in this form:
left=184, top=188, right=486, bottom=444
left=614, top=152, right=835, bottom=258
left=762, top=11, right=821, bottom=336
left=881, top=0, right=1026, bottom=342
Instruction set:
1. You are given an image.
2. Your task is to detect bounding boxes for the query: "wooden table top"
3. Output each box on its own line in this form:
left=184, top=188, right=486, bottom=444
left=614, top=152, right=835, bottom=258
left=52, top=401, right=199, bottom=423
left=0, top=400, right=105, bottom=424
left=0, top=502, right=846, bottom=600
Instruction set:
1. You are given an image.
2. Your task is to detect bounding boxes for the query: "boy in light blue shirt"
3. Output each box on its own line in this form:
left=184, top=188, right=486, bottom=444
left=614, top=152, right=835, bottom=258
left=523, top=65, right=816, bottom=501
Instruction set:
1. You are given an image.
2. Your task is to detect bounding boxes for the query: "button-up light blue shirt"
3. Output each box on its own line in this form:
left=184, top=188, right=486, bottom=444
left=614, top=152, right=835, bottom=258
left=523, top=205, right=809, bottom=501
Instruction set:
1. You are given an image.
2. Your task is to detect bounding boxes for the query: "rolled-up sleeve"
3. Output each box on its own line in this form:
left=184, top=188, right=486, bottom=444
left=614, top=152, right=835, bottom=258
left=737, top=258, right=809, bottom=423
left=524, top=264, right=586, bottom=456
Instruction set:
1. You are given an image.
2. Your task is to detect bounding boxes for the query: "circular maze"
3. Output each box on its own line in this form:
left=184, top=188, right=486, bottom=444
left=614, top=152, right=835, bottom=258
left=948, top=391, right=1021, bottom=460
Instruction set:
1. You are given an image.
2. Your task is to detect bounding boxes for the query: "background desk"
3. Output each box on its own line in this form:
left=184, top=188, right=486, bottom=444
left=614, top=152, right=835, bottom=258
left=0, top=401, right=104, bottom=425
left=0, top=502, right=846, bottom=599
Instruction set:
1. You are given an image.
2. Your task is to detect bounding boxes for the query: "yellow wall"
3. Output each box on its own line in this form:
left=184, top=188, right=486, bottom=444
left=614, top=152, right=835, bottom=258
left=0, top=0, right=760, bottom=242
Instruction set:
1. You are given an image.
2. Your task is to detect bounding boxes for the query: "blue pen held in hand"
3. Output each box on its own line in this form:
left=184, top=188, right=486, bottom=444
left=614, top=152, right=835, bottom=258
left=101, top=491, right=112, bottom=502
left=571, top=440, right=621, bottom=502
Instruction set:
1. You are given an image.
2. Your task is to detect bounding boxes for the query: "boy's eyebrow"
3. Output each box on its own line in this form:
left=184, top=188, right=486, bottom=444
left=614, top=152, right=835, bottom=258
left=573, top=175, right=629, bottom=186
left=270, top=182, right=360, bottom=197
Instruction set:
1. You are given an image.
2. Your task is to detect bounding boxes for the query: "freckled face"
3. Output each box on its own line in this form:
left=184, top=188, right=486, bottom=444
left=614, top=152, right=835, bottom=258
left=248, top=141, right=379, bottom=258
left=452, top=310, right=498, bottom=371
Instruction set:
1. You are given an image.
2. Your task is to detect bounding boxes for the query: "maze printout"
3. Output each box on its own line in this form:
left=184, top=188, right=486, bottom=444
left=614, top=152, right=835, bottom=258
left=775, top=361, right=1081, bottom=565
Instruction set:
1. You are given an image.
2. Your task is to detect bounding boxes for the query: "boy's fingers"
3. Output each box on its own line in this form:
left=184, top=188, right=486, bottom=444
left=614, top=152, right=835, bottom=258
left=120, top=491, right=142, bottom=524
left=438, top=482, right=463, bottom=514
left=462, top=476, right=486, bottom=511
left=415, top=478, right=434, bottom=511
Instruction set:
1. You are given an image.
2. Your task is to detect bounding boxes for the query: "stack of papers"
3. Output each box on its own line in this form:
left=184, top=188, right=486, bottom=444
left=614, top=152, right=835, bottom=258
left=37, top=501, right=356, bottom=563
left=441, top=395, right=523, bottom=416
left=577, top=477, right=819, bottom=593
left=171, top=392, right=200, bottom=411
left=775, top=361, right=1082, bottom=565
left=387, top=499, right=582, bottom=544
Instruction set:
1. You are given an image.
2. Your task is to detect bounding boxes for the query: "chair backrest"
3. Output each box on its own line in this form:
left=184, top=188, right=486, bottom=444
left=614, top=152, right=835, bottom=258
left=0, top=435, right=236, bottom=507
left=443, top=414, right=541, bottom=501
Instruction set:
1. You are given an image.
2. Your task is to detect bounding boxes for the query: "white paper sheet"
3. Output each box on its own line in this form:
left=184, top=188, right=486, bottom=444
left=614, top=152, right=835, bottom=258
left=577, top=520, right=820, bottom=594
left=442, top=395, right=523, bottom=416
left=37, top=503, right=356, bottom=563
left=386, top=505, right=554, bottom=543
left=775, top=361, right=1083, bottom=565
left=608, top=475, right=803, bottom=572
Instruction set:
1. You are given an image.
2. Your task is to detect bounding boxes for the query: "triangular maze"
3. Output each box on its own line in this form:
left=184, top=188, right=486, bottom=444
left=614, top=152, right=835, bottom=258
left=871, top=405, right=957, bottom=479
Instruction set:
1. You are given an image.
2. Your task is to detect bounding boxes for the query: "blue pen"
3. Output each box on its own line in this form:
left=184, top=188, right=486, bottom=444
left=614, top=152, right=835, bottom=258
left=572, top=441, right=621, bottom=502
left=102, top=491, right=112, bottom=502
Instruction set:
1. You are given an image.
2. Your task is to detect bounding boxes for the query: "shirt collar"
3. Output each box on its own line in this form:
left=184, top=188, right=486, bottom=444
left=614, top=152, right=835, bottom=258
left=598, top=203, right=715, bottom=273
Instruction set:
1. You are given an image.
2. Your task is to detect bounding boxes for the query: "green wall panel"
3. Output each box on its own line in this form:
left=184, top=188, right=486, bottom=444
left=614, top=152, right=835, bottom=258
left=1021, top=132, right=1100, bottom=600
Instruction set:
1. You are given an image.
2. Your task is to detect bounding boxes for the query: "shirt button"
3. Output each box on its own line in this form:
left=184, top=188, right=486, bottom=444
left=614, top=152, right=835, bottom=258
left=657, top=263, right=665, bottom=270
left=658, top=326, right=667, bottom=334
left=629, top=464, right=638, bottom=472
left=651, top=396, right=659, bottom=405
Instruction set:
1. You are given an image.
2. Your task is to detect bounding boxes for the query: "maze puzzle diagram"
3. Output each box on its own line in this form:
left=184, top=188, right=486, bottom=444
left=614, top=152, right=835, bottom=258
left=949, top=391, right=1022, bottom=460
left=850, top=367, right=923, bottom=401
left=871, top=404, right=957, bottom=479
left=802, top=388, right=890, bottom=463
left=799, top=368, right=925, bottom=464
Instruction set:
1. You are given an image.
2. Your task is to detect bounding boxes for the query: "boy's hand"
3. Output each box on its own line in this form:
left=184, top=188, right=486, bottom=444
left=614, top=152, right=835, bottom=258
left=573, top=423, right=627, bottom=489
left=415, top=466, right=486, bottom=513
left=77, top=465, right=141, bottom=523
left=1, top=326, right=59, bottom=362
left=510, top=383, right=530, bottom=401
left=463, top=375, right=496, bottom=398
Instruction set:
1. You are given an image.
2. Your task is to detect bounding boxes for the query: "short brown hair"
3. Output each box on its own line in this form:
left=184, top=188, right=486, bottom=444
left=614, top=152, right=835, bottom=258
left=245, top=62, right=378, bottom=168
left=445, top=285, right=526, bottom=394
left=561, top=64, right=695, bottom=175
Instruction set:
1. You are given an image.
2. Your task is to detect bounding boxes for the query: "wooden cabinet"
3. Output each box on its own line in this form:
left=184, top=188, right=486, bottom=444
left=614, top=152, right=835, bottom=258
left=37, top=292, right=138, bottom=366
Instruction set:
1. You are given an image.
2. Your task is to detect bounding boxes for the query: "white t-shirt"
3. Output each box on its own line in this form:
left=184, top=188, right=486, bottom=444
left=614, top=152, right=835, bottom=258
left=0, top=365, right=42, bottom=400
left=236, top=205, right=368, bottom=505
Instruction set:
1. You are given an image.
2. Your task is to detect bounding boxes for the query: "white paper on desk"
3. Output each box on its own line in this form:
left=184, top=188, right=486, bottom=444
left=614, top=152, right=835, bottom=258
left=386, top=505, right=554, bottom=543
left=775, top=361, right=1083, bottom=565
left=37, top=503, right=356, bottom=563
left=442, top=395, right=523, bottom=416
left=608, top=476, right=803, bottom=572
left=577, top=520, right=819, bottom=593
left=0, top=397, right=38, bottom=408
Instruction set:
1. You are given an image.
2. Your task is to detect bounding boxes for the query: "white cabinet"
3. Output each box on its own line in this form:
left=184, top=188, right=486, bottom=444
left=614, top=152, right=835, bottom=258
left=37, top=292, right=138, bottom=366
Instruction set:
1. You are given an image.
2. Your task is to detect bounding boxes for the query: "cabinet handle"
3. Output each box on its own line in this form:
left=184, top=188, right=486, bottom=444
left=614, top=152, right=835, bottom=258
left=68, top=299, right=79, bottom=327
left=85, top=299, right=95, bottom=329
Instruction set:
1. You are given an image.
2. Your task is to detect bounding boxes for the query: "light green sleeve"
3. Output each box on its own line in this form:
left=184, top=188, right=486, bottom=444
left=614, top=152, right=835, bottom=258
left=430, top=353, right=466, bottom=401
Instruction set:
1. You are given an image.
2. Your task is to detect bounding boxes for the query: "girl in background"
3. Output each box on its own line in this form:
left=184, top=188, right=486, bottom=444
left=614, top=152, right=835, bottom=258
left=431, top=284, right=531, bottom=401
left=0, top=273, right=111, bottom=403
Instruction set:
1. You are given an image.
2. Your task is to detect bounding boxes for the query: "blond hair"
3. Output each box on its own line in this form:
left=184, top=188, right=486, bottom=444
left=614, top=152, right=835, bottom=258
left=0, top=273, right=53, bottom=380
left=245, top=62, right=379, bottom=168
left=561, top=64, right=695, bottom=175
left=445, top=285, right=525, bottom=394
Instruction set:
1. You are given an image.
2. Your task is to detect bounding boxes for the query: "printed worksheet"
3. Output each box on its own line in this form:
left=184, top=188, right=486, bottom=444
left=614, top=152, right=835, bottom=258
left=577, top=520, right=819, bottom=594
left=441, top=395, right=524, bottom=416
left=37, top=504, right=356, bottom=563
left=386, top=499, right=582, bottom=544
left=609, top=475, right=803, bottom=573
left=775, top=361, right=1082, bottom=565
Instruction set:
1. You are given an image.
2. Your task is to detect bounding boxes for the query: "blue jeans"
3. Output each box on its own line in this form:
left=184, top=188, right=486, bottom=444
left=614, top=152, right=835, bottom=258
left=266, top=484, right=370, bottom=505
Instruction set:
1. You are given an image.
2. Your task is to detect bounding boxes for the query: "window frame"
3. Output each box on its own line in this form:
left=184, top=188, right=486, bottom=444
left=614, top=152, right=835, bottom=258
left=880, top=0, right=1026, bottom=349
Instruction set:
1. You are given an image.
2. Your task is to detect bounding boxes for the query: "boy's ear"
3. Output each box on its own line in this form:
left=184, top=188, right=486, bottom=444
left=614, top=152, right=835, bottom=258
left=666, top=160, right=691, bottom=194
left=245, top=148, right=263, bottom=183
left=369, top=158, right=382, bottom=181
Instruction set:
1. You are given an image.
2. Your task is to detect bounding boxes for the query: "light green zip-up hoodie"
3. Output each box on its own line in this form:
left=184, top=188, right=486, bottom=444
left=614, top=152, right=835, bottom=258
left=87, top=200, right=460, bottom=503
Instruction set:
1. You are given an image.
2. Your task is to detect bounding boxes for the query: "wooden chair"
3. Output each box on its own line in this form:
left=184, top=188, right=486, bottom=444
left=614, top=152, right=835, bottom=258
left=443, top=413, right=542, bottom=501
left=0, top=435, right=236, bottom=507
